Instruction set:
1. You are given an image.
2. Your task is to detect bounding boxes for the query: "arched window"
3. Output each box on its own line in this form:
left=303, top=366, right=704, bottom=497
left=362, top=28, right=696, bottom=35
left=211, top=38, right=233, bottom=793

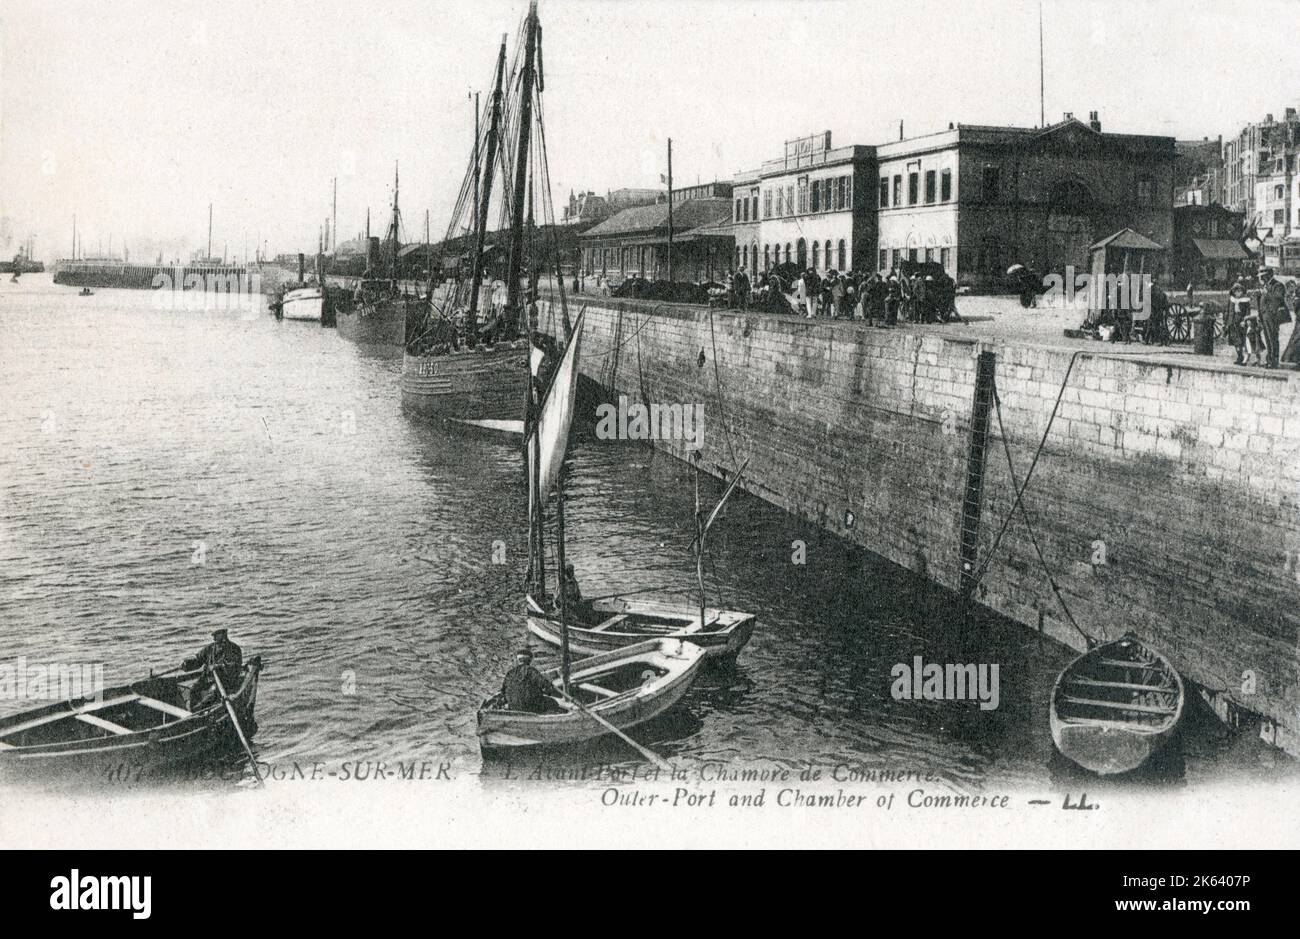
left=796, top=238, right=807, bottom=268
left=825, top=240, right=834, bottom=270
left=784, top=243, right=792, bottom=264
left=742, top=245, right=749, bottom=270
left=735, top=245, right=741, bottom=269
left=752, top=242, right=759, bottom=274
left=838, top=239, right=847, bottom=270
left=812, top=241, right=820, bottom=270
left=764, top=244, right=770, bottom=270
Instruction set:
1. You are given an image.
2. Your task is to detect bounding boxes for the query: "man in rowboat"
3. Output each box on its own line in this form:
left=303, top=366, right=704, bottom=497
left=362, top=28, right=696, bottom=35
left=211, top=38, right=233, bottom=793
left=182, top=628, right=244, bottom=710
left=499, top=648, right=564, bottom=714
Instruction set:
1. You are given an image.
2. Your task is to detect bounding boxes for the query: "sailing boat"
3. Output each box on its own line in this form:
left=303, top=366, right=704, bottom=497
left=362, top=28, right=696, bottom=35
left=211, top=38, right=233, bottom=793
left=525, top=457, right=759, bottom=661
left=400, top=4, right=547, bottom=429
left=476, top=309, right=706, bottom=754
left=336, top=165, right=421, bottom=347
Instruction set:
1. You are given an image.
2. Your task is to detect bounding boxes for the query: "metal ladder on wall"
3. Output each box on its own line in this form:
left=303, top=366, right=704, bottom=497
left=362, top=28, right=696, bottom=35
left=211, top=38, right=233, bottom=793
left=959, top=350, right=997, bottom=601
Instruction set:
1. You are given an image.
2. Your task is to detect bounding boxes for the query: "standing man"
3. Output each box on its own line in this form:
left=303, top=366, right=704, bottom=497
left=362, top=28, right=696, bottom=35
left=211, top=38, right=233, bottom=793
left=734, top=267, right=750, bottom=311
left=1258, top=267, right=1288, bottom=369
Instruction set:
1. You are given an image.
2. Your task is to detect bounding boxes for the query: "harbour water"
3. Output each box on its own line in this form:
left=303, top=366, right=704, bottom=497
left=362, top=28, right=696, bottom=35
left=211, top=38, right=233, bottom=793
left=1, top=274, right=1294, bottom=793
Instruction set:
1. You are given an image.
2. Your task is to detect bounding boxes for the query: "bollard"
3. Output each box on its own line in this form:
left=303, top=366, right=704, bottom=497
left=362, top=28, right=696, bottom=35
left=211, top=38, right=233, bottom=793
left=1194, top=308, right=1215, bottom=356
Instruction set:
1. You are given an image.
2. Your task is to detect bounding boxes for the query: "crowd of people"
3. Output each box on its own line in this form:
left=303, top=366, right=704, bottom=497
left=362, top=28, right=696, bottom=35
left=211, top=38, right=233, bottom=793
left=723, top=266, right=959, bottom=325
left=1225, top=266, right=1298, bottom=369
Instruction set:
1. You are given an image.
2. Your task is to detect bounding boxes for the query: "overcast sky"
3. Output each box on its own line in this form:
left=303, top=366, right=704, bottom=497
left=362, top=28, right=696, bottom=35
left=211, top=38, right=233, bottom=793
left=2, top=0, right=1297, bottom=262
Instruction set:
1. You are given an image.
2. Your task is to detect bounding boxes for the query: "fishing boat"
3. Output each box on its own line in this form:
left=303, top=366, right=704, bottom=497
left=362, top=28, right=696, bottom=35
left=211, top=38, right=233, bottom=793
left=478, top=640, right=704, bottom=751
left=1049, top=634, right=1184, bottom=775
left=336, top=165, right=419, bottom=347
left=281, top=284, right=325, bottom=321
left=402, top=11, right=553, bottom=429
left=0, top=658, right=262, bottom=777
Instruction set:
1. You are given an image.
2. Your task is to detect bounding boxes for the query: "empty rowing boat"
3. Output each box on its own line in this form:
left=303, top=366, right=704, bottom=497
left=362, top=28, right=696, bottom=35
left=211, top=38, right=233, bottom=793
left=477, top=639, right=704, bottom=751
left=0, top=658, right=262, bottom=777
left=1049, top=634, right=1183, bottom=775
left=527, top=594, right=756, bottom=661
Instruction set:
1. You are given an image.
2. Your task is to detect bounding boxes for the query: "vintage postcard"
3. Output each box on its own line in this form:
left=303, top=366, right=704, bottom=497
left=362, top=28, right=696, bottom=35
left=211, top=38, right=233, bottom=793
left=1, top=0, right=1297, bottom=875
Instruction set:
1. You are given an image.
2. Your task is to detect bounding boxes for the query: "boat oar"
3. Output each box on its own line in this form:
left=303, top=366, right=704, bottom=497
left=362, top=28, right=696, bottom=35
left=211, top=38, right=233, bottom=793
left=209, top=667, right=264, bottom=787
left=687, top=459, right=750, bottom=552
left=551, top=686, right=672, bottom=773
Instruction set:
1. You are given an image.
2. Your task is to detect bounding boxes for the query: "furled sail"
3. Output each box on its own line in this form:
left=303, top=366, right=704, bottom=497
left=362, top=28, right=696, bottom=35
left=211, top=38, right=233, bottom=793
left=528, top=311, right=584, bottom=502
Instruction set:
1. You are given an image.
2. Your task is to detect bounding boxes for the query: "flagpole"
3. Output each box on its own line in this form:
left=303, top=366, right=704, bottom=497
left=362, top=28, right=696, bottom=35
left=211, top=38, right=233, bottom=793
left=1038, top=1, right=1045, bottom=128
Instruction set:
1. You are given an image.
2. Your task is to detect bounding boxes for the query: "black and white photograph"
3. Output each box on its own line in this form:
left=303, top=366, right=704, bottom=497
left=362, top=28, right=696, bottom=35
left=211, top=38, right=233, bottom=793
left=0, top=0, right=1296, bottom=885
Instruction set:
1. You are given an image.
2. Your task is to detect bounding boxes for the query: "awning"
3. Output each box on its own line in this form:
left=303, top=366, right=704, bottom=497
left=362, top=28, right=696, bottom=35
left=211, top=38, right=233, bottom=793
left=1191, top=238, right=1248, bottom=260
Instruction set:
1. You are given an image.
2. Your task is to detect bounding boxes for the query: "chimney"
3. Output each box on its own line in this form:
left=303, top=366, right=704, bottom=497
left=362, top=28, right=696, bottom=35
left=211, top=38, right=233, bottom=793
left=1089, top=111, right=1101, bottom=132
left=1064, top=111, right=1074, bottom=122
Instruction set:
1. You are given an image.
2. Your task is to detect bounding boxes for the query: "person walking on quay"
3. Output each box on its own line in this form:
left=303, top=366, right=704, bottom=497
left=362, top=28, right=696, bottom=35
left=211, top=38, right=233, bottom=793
left=803, top=268, right=821, bottom=318
left=829, top=270, right=846, bottom=319
left=733, top=267, right=750, bottom=311
left=864, top=273, right=884, bottom=326
left=1258, top=267, right=1289, bottom=368
left=885, top=271, right=902, bottom=326
left=1227, top=277, right=1250, bottom=365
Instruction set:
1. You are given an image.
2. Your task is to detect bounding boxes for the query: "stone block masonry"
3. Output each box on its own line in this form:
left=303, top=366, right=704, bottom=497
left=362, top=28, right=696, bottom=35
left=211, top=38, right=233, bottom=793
left=543, top=297, right=1300, bottom=758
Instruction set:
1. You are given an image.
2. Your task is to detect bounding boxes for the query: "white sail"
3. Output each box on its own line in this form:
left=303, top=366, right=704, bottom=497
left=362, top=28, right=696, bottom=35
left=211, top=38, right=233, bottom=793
left=529, top=311, right=584, bottom=502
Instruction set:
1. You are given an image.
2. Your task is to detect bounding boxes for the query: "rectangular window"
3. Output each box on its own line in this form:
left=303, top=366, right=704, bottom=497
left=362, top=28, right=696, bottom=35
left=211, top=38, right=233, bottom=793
left=925, top=170, right=936, bottom=204
left=879, top=176, right=889, bottom=208
left=798, top=178, right=809, bottom=214
left=751, top=190, right=759, bottom=219
left=940, top=247, right=951, bottom=272
left=908, top=172, right=919, bottom=205
left=1137, top=177, right=1153, bottom=206
left=1209, top=218, right=1219, bottom=237
left=892, top=175, right=902, bottom=205
left=1275, top=208, right=1285, bottom=225
left=843, top=175, right=852, bottom=209
left=787, top=185, right=795, bottom=216
left=763, top=190, right=772, bottom=219
left=941, top=169, right=952, bottom=202
left=735, top=199, right=742, bottom=222
left=982, top=165, right=1000, bottom=201
left=811, top=180, right=821, bottom=213
left=890, top=248, right=901, bottom=269
left=878, top=248, right=888, bottom=270
left=908, top=248, right=919, bottom=262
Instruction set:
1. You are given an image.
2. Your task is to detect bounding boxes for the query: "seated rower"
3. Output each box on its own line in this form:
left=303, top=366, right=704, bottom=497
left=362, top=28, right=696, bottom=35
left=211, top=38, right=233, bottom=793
left=182, top=628, right=244, bottom=710
left=499, top=648, right=564, bottom=714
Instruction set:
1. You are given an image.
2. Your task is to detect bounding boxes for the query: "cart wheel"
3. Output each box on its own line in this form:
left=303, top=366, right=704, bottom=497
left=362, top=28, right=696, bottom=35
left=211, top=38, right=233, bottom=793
left=1167, top=304, right=1190, bottom=342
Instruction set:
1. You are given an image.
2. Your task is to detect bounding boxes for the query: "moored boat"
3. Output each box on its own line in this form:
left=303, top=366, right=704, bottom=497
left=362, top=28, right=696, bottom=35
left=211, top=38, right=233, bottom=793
left=527, top=594, right=756, bottom=661
left=281, top=284, right=324, bottom=321
left=0, top=658, right=263, bottom=778
left=1049, top=634, right=1184, bottom=775
left=477, top=639, right=704, bottom=751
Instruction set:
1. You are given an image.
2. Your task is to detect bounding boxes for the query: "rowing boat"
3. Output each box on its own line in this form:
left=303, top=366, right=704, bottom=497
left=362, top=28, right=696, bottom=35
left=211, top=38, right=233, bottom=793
left=1049, top=635, right=1183, bottom=775
left=0, top=658, right=262, bottom=778
left=477, top=639, right=704, bottom=751
left=526, top=594, right=756, bottom=661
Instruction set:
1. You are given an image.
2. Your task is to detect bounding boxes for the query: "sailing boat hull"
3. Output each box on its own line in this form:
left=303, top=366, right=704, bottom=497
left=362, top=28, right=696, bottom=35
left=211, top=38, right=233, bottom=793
left=281, top=286, right=324, bottom=322
left=527, top=596, right=757, bottom=661
left=477, top=639, right=704, bottom=752
left=401, top=345, right=530, bottom=422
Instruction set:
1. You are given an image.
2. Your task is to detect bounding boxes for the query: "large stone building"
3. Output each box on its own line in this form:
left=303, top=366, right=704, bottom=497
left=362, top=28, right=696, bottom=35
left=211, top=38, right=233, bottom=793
left=1171, top=203, right=1248, bottom=287
left=732, top=131, right=876, bottom=275
left=1222, top=108, right=1299, bottom=220
left=731, top=116, right=1176, bottom=289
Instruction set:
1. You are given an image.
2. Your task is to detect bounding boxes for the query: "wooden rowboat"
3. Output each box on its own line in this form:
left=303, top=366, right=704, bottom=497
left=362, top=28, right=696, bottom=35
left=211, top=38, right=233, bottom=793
left=477, top=639, right=704, bottom=753
left=1049, top=635, right=1183, bottom=775
left=0, top=658, right=262, bottom=777
left=526, top=594, right=756, bottom=661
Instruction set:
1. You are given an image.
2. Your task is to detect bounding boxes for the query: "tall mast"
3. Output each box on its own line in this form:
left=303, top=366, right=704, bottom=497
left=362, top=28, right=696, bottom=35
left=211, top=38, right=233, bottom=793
left=667, top=138, right=674, bottom=282
left=390, top=162, right=400, bottom=279
left=469, top=37, right=508, bottom=338
left=504, top=2, right=540, bottom=336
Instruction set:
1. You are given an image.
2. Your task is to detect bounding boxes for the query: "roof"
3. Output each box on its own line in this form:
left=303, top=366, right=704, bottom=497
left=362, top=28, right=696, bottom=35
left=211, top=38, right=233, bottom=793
left=1192, top=238, right=1248, bottom=260
left=1091, top=228, right=1165, bottom=252
left=580, top=198, right=731, bottom=239
left=397, top=243, right=435, bottom=258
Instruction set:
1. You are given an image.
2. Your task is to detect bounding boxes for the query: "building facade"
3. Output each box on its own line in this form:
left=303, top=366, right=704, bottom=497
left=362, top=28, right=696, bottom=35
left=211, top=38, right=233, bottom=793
left=1222, top=108, right=1300, bottom=219
left=1171, top=203, right=1248, bottom=287
left=876, top=113, right=1175, bottom=287
left=732, top=131, right=876, bottom=276
left=578, top=198, right=733, bottom=283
